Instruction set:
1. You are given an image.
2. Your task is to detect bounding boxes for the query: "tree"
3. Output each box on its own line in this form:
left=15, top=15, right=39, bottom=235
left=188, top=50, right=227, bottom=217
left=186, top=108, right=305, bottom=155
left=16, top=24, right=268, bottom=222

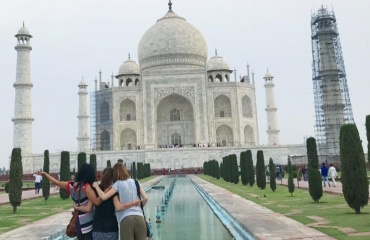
left=366, top=115, right=370, bottom=167
left=107, top=160, right=111, bottom=168
left=256, top=150, right=266, bottom=189
left=246, top=150, right=255, bottom=187
left=269, top=158, right=276, bottom=192
left=132, top=162, right=137, bottom=179
left=60, top=151, right=70, bottom=200
left=240, top=151, right=248, bottom=186
left=306, top=137, right=322, bottom=202
left=340, top=124, right=369, bottom=214
left=287, top=156, right=295, bottom=197
left=9, top=148, right=23, bottom=213
left=90, top=154, right=97, bottom=177
left=137, top=162, right=144, bottom=179
left=229, top=154, right=239, bottom=184
left=42, top=150, right=50, bottom=204
left=77, top=152, right=87, bottom=171
left=214, top=160, right=220, bottom=179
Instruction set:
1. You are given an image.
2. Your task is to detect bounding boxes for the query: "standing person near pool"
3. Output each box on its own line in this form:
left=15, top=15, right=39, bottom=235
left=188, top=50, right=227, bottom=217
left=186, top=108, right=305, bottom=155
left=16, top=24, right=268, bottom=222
left=41, top=163, right=97, bottom=240
left=33, top=171, right=42, bottom=194
left=74, top=167, right=141, bottom=240
left=93, top=163, right=148, bottom=240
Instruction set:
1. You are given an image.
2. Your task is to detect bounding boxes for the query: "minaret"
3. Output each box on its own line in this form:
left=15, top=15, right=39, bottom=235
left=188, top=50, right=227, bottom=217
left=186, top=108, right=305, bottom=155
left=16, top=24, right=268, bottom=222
left=12, top=23, right=34, bottom=155
left=77, top=78, right=90, bottom=152
left=263, top=69, right=280, bottom=145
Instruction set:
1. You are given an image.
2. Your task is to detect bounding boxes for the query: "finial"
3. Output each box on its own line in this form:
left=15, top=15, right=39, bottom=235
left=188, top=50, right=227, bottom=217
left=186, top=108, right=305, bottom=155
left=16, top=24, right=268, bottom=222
left=215, top=48, right=217, bottom=56
left=23, top=21, right=25, bottom=27
left=128, top=53, right=131, bottom=60
left=168, top=0, right=172, bottom=11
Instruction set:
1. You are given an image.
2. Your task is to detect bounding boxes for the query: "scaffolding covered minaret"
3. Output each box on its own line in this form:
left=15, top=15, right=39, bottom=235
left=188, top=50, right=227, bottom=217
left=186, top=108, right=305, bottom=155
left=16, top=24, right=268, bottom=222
left=311, top=6, right=354, bottom=155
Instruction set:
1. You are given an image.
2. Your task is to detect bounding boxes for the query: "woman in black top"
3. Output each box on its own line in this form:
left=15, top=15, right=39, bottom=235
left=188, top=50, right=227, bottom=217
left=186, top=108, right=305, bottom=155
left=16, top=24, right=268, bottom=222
left=74, top=167, right=140, bottom=240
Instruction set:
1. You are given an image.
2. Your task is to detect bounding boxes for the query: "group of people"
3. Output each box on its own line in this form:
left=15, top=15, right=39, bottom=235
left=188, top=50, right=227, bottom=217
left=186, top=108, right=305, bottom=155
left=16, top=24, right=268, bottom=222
left=41, top=163, right=148, bottom=240
left=320, top=162, right=338, bottom=187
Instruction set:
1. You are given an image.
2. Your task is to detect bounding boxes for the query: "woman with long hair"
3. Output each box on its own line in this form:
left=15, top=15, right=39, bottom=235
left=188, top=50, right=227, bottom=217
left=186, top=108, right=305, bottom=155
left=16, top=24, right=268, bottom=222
left=74, top=167, right=140, bottom=240
left=93, top=163, right=148, bottom=240
left=42, top=163, right=97, bottom=240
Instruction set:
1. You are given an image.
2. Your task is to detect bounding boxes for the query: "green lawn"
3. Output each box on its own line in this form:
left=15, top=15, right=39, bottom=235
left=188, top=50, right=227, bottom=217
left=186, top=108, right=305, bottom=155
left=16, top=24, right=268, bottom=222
left=0, top=194, right=72, bottom=234
left=200, top=175, right=370, bottom=240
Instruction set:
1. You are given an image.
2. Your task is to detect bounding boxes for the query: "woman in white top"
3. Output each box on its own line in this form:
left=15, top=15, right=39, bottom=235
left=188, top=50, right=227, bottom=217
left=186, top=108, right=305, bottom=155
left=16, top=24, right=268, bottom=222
left=93, top=163, right=148, bottom=240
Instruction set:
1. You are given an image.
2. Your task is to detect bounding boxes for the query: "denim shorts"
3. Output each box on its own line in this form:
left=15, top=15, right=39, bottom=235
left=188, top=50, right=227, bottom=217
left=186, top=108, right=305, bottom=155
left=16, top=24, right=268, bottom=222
left=92, top=231, right=118, bottom=240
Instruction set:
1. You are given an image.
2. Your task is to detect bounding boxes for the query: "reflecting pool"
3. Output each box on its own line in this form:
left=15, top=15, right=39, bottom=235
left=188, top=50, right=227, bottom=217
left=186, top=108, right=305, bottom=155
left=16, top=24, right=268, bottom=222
left=144, top=176, right=234, bottom=240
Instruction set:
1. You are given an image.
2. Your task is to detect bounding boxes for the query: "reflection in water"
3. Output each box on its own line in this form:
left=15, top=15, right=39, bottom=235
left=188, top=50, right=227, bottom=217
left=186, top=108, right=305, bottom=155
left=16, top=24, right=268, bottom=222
left=144, top=176, right=233, bottom=240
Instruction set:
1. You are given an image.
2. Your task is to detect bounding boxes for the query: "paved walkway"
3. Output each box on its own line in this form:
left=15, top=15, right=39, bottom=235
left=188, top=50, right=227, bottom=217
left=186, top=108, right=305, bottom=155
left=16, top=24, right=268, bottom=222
left=0, top=176, right=363, bottom=240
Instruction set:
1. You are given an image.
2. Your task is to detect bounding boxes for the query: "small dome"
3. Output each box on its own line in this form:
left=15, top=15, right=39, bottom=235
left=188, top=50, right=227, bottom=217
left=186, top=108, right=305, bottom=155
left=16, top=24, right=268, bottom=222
left=138, top=10, right=208, bottom=70
left=79, top=78, right=87, bottom=86
left=207, top=55, right=231, bottom=72
left=263, top=70, right=274, bottom=79
left=117, top=59, right=140, bottom=76
left=15, top=25, right=32, bottom=37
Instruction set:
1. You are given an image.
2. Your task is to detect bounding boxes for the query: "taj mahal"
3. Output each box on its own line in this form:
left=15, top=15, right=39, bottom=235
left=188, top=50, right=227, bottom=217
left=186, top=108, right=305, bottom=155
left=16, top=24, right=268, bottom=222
left=13, top=2, right=308, bottom=174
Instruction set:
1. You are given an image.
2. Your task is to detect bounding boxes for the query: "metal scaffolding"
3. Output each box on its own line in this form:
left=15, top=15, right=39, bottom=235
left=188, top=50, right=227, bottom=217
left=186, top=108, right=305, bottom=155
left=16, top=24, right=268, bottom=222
left=311, top=6, right=354, bottom=155
left=90, top=89, right=113, bottom=151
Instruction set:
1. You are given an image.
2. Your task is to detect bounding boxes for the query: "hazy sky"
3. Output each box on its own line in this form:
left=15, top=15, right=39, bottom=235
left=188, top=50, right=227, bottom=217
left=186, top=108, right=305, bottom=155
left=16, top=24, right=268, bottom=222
left=1, top=0, right=369, bottom=169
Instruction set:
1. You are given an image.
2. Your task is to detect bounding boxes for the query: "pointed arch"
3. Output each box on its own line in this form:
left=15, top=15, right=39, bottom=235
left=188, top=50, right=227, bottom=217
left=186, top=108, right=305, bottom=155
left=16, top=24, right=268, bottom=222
left=242, top=95, right=253, bottom=117
left=126, top=78, right=133, bottom=86
left=216, top=124, right=233, bottom=147
left=120, top=128, right=137, bottom=150
left=120, top=99, right=136, bottom=121
left=244, top=125, right=255, bottom=145
left=214, top=95, right=232, bottom=118
left=208, top=75, right=214, bottom=82
left=135, top=78, right=140, bottom=86
left=215, top=74, right=222, bottom=82
left=100, top=130, right=110, bottom=151
left=100, top=101, right=109, bottom=123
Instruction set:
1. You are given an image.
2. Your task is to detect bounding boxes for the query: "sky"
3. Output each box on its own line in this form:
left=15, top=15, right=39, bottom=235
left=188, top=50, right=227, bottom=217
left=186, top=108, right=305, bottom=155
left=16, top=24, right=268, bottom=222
left=1, top=0, right=369, bottom=169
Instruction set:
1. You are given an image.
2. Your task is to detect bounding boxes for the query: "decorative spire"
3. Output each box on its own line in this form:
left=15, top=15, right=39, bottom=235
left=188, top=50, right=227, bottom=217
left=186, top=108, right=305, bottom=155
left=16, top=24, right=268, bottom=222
left=128, top=53, right=131, bottom=60
left=215, top=48, right=217, bottom=56
left=168, top=0, right=172, bottom=11
left=23, top=21, right=25, bottom=27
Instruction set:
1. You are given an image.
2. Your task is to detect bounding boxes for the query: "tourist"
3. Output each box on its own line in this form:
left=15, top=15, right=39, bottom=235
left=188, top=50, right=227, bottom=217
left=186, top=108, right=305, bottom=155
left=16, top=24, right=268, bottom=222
left=320, top=162, right=331, bottom=187
left=328, top=164, right=338, bottom=187
left=41, top=163, right=97, bottom=240
left=302, top=165, right=308, bottom=181
left=93, top=163, right=148, bottom=240
left=33, top=171, right=42, bottom=194
left=74, top=167, right=141, bottom=240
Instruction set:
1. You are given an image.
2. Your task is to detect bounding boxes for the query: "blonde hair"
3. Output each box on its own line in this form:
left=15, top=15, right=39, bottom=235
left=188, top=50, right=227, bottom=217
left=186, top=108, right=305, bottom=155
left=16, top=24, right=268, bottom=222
left=112, top=163, right=130, bottom=182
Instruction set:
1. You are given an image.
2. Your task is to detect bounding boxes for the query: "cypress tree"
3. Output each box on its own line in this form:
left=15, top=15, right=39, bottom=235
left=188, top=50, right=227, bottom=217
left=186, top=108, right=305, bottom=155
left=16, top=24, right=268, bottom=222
left=42, top=150, right=50, bottom=203
left=77, top=152, right=87, bottom=171
left=366, top=115, right=370, bottom=167
left=9, top=148, right=23, bottom=213
left=256, top=150, right=266, bottom=189
left=246, top=150, right=255, bottom=187
left=60, top=151, right=70, bottom=200
left=287, top=156, right=295, bottom=197
left=269, top=158, right=276, bottom=192
left=306, top=137, right=322, bottom=202
left=240, top=151, right=248, bottom=185
left=107, top=160, right=111, bottom=167
left=132, top=162, right=137, bottom=179
left=89, top=154, right=97, bottom=177
left=214, top=160, right=220, bottom=179
left=229, top=154, right=239, bottom=184
left=137, top=162, right=143, bottom=179
left=340, top=124, right=369, bottom=214
left=220, top=162, right=224, bottom=179
left=222, top=156, right=229, bottom=182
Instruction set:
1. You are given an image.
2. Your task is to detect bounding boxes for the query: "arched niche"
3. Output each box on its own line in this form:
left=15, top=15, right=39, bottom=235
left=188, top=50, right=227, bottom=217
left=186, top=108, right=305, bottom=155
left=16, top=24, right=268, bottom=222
left=242, top=95, right=253, bottom=117
left=216, top=124, right=233, bottom=147
left=214, top=95, right=232, bottom=118
left=120, top=99, right=136, bottom=121
left=244, top=125, right=254, bottom=145
left=120, top=128, right=137, bottom=150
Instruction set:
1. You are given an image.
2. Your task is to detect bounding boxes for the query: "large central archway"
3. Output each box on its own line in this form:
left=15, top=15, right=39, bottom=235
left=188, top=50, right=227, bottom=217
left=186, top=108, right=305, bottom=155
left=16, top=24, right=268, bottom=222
left=157, top=93, right=195, bottom=147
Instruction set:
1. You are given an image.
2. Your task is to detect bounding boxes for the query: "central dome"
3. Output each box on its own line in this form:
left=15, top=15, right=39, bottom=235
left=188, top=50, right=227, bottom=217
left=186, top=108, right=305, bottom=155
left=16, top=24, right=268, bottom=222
left=138, top=10, right=208, bottom=70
